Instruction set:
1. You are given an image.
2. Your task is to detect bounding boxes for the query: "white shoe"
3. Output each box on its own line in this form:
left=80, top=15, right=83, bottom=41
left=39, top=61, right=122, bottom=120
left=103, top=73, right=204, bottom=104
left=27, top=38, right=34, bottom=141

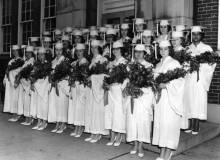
left=106, top=141, right=114, bottom=146
left=8, top=118, right=15, bottom=122
left=85, top=137, right=92, bottom=142
left=114, top=137, right=122, bottom=147
left=130, top=150, right=137, bottom=155
left=37, top=123, right=47, bottom=131
left=90, top=135, right=101, bottom=143
left=138, top=153, right=144, bottom=158
left=192, top=131, right=199, bottom=135
left=9, top=118, right=18, bottom=122
left=20, top=122, right=27, bottom=125
left=106, top=137, right=116, bottom=146
left=70, top=132, right=77, bottom=136
left=56, top=125, right=66, bottom=134
left=23, top=122, right=32, bottom=126
left=32, top=125, right=39, bottom=130
left=155, top=158, right=164, bottom=160
left=184, top=129, right=192, bottom=133
left=51, top=128, right=58, bottom=133
left=74, top=134, right=82, bottom=138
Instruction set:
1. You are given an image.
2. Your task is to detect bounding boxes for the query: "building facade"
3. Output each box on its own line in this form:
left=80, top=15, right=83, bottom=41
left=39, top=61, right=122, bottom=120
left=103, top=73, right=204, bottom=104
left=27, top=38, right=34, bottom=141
left=0, top=0, right=220, bottom=122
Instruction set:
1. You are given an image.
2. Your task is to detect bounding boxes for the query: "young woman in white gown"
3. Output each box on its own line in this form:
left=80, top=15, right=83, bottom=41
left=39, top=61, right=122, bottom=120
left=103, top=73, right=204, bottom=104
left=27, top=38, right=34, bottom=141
left=17, top=46, right=35, bottom=125
left=126, top=44, right=154, bottom=158
left=153, top=40, right=185, bottom=160
left=48, top=42, right=69, bottom=134
left=105, top=41, right=127, bottom=147
left=170, top=31, right=188, bottom=130
left=84, top=40, right=109, bottom=143
left=68, top=43, right=89, bottom=137
left=32, top=47, right=51, bottom=130
left=4, top=45, right=23, bottom=122
left=184, top=26, right=216, bottom=135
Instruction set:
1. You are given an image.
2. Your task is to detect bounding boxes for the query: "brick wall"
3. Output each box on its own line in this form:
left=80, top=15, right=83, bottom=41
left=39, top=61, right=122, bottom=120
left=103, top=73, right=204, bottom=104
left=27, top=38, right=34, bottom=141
left=194, top=0, right=220, bottom=104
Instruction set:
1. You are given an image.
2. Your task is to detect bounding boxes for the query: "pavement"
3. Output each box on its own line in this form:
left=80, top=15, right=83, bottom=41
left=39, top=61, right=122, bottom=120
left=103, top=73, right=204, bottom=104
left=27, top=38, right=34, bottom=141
left=0, top=110, right=220, bottom=160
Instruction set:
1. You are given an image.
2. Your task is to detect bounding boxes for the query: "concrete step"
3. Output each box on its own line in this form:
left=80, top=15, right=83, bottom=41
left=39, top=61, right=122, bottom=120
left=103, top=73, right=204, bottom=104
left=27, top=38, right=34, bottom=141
left=143, top=122, right=220, bottom=155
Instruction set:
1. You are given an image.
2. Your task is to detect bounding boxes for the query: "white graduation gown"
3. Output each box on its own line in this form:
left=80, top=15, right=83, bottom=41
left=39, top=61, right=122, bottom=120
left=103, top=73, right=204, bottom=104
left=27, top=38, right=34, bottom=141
left=152, top=56, right=185, bottom=150
left=48, top=56, right=69, bottom=123
left=68, top=58, right=89, bottom=126
left=35, top=77, right=50, bottom=120
left=87, top=54, right=109, bottom=135
left=126, top=60, right=154, bottom=143
left=17, top=57, right=35, bottom=117
left=184, top=42, right=216, bottom=120
left=3, top=58, right=23, bottom=114
left=105, top=57, right=127, bottom=133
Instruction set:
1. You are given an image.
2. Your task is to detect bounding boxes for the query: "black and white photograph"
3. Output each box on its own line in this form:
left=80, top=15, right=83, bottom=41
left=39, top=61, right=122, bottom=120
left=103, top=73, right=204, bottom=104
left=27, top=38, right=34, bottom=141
left=0, top=0, right=220, bottom=160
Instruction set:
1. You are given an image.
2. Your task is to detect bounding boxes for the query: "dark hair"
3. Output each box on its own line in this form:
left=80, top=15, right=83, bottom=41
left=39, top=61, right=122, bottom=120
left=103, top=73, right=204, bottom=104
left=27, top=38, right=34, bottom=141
left=158, top=25, right=172, bottom=35
left=98, top=46, right=103, bottom=55
left=106, top=34, right=117, bottom=42
left=113, top=47, right=125, bottom=57
left=168, top=46, right=174, bottom=57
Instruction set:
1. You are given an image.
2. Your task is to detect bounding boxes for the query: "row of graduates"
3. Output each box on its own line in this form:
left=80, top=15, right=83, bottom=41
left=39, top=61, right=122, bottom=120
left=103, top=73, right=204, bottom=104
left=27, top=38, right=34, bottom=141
left=3, top=23, right=217, bottom=160
left=27, top=19, right=191, bottom=64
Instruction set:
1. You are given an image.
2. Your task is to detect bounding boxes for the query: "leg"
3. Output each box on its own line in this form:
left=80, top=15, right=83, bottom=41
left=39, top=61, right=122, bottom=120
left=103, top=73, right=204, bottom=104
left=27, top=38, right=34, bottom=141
left=56, top=122, right=67, bottom=134
left=184, top=119, right=193, bottom=133
left=85, top=133, right=94, bottom=142
left=138, top=141, right=144, bottom=157
left=70, top=125, right=77, bottom=136
left=106, top=131, right=116, bottom=146
left=90, top=134, right=102, bottom=143
left=192, top=119, right=200, bottom=135
left=51, top=122, right=59, bottom=132
left=160, top=147, right=166, bottom=159
left=130, top=141, right=138, bottom=154
left=164, top=148, right=173, bottom=160
left=114, top=132, right=122, bottom=147
left=32, top=118, right=41, bottom=129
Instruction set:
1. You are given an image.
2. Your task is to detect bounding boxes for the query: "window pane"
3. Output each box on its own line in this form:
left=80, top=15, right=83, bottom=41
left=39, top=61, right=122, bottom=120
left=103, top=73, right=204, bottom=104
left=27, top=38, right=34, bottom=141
left=50, top=7, right=55, bottom=17
left=45, top=0, right=49, bottom=7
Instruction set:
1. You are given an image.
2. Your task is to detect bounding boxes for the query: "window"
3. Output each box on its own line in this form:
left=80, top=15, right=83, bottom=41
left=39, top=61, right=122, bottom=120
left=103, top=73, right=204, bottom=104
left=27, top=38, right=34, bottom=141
left=44, top=0, right=56, bottom=32
left=21, top=0, right=33, bottom=44
left=2, top=0, right=12, bottom=52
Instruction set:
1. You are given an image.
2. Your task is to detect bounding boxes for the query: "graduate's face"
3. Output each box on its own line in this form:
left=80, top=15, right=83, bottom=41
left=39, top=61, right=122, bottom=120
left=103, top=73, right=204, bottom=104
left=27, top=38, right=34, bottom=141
left=113, top=48, right=121, bottom=58
left=26, top=51, right=33, bottom=60
left=135, top=50, right=144, bottom=60
left=43, top=41, right=51, bottom=48
left=38, top=52, right=46, bottom=62
left=143, top=36, right=151, bottom=44
left=55, top=35, right=62, bottom=42
left=91, top=46, right=99, bottom=55
left=171, top=38, right=182, bottom=48
left=13, top=50, right=19, bottom=58
left=106, top=36, right=114, bottom=43
left=90, top=35, right=97, bottom=41
left=100, top=33, right=105, bottom=40
left=76, top=49, right=84, bottom=59
left=160, top=25, right=168, bottom=35
left=121, top=29, right=128, bottom=37
left=55, top=48, right=63, bottom=56
left=135, top=24, right=144, bottom=32
left=74, top=36, right=82, bottom=44
left=31, top=42, right=38, bottom=47
left=192, top=32, right=202, bottom=43
left=83, top=34, right=87, bottom=41
left=63, top=41, right=69, bottom=49
left=160, top=47, right=169, bottom=58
